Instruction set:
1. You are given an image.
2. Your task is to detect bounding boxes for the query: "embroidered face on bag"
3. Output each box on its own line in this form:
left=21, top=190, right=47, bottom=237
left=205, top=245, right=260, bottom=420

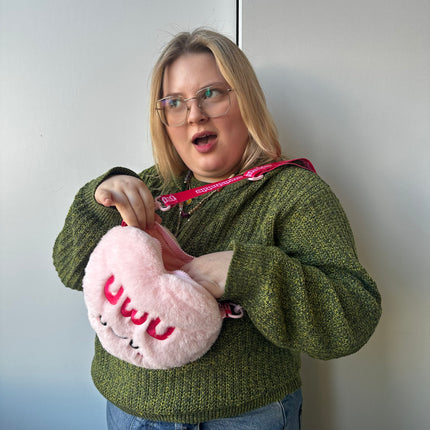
left=83, top=223, right=224, bottom=369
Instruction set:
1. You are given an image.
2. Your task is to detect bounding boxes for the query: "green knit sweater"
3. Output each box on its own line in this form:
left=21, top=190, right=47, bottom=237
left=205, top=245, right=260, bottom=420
left=53, top=164, right=381, bottom=423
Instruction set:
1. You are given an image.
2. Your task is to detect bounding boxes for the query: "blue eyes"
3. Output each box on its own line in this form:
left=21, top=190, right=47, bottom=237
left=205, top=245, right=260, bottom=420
left=156, top=84, right=232, bottom=126
left=167, top=98, right=182, bottom=109
left=204, top=87, right=218, bottom=98
left=162, top=86, right=224, bottom=111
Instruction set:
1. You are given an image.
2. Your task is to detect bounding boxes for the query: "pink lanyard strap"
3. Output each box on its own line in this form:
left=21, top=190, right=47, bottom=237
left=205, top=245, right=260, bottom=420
left=155, top=158, right=316, bottom=211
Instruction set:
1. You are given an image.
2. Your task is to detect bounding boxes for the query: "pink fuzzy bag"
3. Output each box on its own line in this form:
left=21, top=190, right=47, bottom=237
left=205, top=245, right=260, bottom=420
left=83, top=223, right=242, bottom=369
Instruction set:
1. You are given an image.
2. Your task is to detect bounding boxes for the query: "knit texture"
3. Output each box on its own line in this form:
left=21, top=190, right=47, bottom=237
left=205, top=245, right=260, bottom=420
left=53, top=164, right=381, bottom=423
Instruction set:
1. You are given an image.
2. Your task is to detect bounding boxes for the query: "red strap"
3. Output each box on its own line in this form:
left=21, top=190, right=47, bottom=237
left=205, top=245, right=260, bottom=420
left=155, top=158, right=316, bottom=211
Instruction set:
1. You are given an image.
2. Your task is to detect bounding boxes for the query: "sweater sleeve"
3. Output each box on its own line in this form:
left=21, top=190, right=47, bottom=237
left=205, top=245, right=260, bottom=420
left=52, top=167, right=141, bottom=291
left=223, top=179, right=381, bottom=360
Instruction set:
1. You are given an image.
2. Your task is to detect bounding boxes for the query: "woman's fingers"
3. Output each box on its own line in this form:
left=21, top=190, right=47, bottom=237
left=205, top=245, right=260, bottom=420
left=137, top=184, right=157, bottom=228
left=95, top=187, right=115, bottom=207
left=95, top=175, right=157, bottom=230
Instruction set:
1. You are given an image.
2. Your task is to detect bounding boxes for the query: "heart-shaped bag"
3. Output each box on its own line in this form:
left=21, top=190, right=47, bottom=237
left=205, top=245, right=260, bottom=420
left=83, top=222, right=241, bottom=369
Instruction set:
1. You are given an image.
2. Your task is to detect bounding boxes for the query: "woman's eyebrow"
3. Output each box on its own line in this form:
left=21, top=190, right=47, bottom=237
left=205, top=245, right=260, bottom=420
left=160, top=91, right=182, bottom=99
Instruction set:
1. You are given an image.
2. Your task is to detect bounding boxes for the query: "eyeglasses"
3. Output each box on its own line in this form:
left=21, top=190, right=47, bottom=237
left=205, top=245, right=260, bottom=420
left=156, top=83, right=233, bottom=127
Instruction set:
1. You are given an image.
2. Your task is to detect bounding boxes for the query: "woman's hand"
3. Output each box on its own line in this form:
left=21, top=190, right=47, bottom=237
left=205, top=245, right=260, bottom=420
left=182, top=251, right=233, bottom=298
left=95, top=175, right=160, bottom=230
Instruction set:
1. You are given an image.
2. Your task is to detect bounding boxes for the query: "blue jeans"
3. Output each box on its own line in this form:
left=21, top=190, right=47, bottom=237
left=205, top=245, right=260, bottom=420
left=106, top=389, right=302, bottom=430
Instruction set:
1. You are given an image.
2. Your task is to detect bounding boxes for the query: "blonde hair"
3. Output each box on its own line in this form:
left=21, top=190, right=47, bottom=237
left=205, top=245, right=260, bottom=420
left=149, top=28, right=281, bottom=184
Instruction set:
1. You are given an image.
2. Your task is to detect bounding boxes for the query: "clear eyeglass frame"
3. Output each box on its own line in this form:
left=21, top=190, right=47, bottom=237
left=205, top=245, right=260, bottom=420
left=156, top=83, right=233, bottom=127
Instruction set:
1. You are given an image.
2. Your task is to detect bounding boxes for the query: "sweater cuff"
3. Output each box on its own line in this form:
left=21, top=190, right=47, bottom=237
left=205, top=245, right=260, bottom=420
left=223, top=241, right=268, bottom=305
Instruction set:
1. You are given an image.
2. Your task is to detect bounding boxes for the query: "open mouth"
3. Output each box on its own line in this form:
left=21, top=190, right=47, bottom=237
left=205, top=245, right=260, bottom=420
left=192, top=133, right=217, bottom=145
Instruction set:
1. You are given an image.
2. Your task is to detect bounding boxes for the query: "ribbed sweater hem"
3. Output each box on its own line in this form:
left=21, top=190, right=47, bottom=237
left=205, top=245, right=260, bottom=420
left=93, top=373, right=301, bottom=423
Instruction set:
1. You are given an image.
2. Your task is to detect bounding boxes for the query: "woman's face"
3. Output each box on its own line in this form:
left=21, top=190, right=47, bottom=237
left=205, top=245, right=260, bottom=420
left=162, top=52, right=249, bottom=182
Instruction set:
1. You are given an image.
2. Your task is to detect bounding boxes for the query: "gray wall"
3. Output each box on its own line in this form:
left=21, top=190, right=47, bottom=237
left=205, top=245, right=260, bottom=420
left=1, top=0, right=429, bottom=429
left=0, top=1, right=235, bottom=429
left=241, top=1, right=429, bottom=429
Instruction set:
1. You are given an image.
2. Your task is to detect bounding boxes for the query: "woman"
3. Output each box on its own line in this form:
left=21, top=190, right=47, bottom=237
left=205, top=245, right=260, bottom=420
left=53, top=28, right=381, bottom=429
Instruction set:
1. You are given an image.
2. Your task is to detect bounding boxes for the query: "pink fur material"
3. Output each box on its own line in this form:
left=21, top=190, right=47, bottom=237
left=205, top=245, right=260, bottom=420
left=83, top=223, right=223, bottom=369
